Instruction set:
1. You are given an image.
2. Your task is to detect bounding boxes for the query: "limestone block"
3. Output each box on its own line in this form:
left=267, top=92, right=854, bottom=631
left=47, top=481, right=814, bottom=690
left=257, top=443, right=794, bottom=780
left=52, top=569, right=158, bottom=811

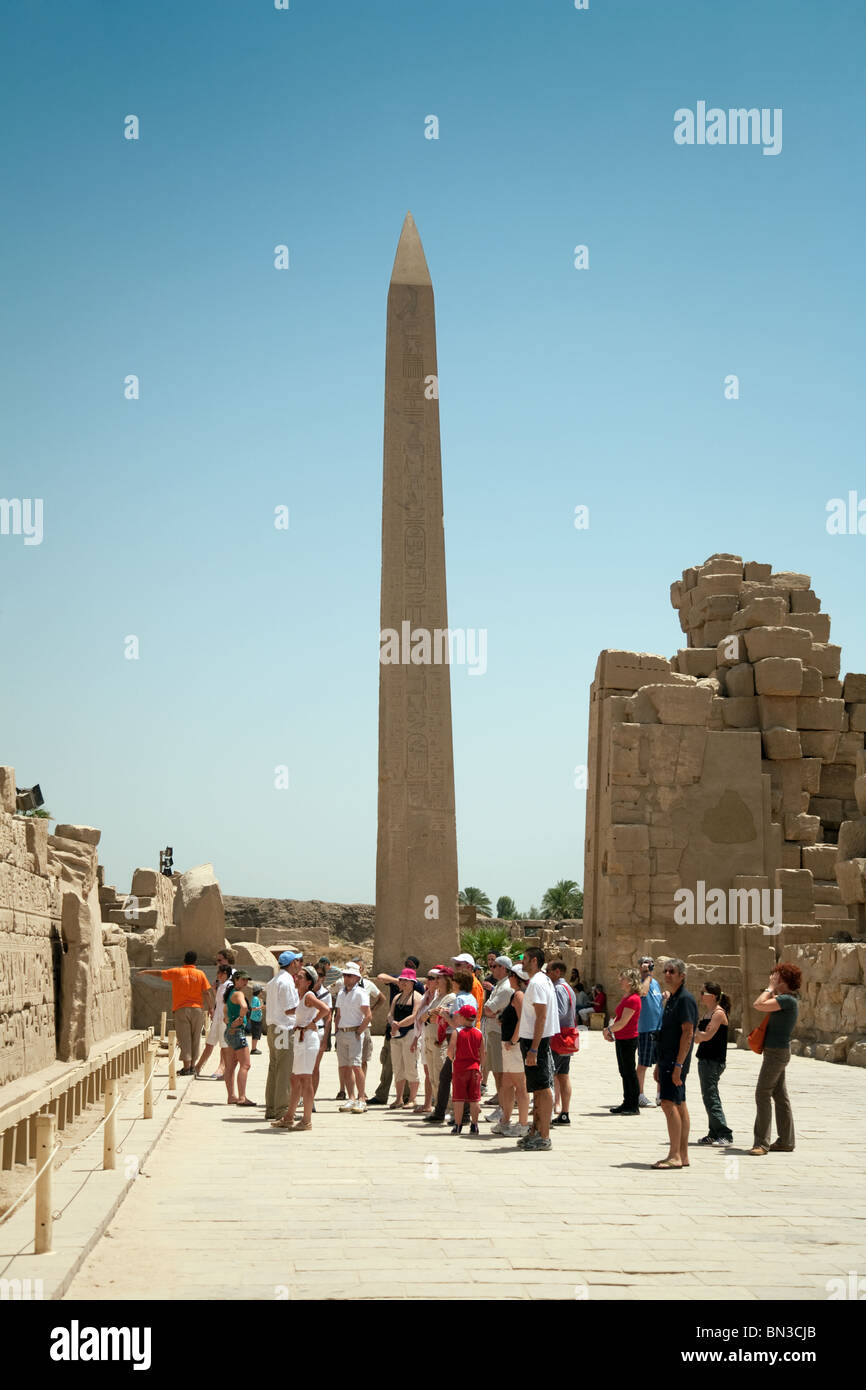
left=847, top=1041, right=866, bottom=1067
left=797, top=697, right=845, bottom=731
left=757, top=695, right=798, bottom=731
left=230, top=941, right=278, bottom=974
left=843, top=674, right=866, bottom=703
left=0, top=767, right=17, bottom=815
left=802, top=844, right=838, bottom=878
left=794, top=613, right=831, bottom=642
left=707, top=697, right=726, bottom=730
left=124, top=929, right=156, bottom=967
left=650, top=683, right=713, bottom=725
left=692, top=593, right=739, bottom=625
left=173, top=862, right=226, bottom=957
left=725, top=664, right=755, bottom=697
left=801, top=666, right=823, bottom=696
left=809, top=797, right=842, bottom=826
left=801, top=758, right=822, bottom=794
left=830, top=944, right=863, bottom=984
left=849, top=704, right=866, bottom=733
left=24, top=817, right=49, bottom=875
left=771, top=571, right=811, bottom=589
left=694, top=573, right=744, bottom=597
left=715, top=634, right=746, bottom=667
left=799, top=731, right=839, bottom=762
left=784, top=813, right=820, bottom=844
left=744, top=626, right=812, bottom=663
left=823, top=678, right=843, bottom=698
left=731, top=597, right=788, bottom=630
left=673, top=648, right=717, bottom=678
left=670, top=581, right=683, bottom=608
left=835, top=858, right=866, bottom=904
left=743, top=561, right=772, bottom=581
left=811, top=643, right=841, bottom=678
left=131, top=867, right=159, bottom=897
left=54, top=824, right=101, bottom=846
left=595, top=650, right=678, bottom=693
left=722, top=697, right=758, bottom=728
left=676, top=727, right=708, bottom=782
left=856, top=775, right=866, bottom=815
left=813, top=881, right=842, bottom=904
left=775, top=868, right=814, bottom=914
left=699, top=555, right=744, bottom=578
left=836, top=731, right=865, bottom=764
left=815, top=1038, right=848, bottom=1062
left=741, top=582, right=782, bottom=601
left=820, top=764, right=856, bottom=799
left=626, top=689, right=660, bottom=724
left=762, top=728, right=801, bottom=760
left=789, top=589, right=821, bottom=614
left=753, top=658, right=804, bottom=697
left=838, top=818, right=866, bottom=861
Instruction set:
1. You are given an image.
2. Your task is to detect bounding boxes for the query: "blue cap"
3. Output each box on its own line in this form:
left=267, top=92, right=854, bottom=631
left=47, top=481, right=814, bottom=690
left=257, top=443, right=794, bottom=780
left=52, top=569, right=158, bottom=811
left=278, top=950, right=302, bottom=967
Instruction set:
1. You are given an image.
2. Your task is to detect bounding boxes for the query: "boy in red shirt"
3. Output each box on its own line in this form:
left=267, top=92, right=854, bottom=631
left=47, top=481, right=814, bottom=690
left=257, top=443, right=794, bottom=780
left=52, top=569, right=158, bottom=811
left=448, top=1003, right=485, bottom=1136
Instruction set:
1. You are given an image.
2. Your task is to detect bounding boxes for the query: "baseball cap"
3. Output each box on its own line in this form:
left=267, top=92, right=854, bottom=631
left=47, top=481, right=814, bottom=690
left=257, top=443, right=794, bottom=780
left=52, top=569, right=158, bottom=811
left=452, top=952, right=476, bottom=966
left=278, top=951, right=302, bottom=967
left=343, top=962, right=361, bottom=976
left=507, top=963, right=529, bottom=981
left=494, top=956, right=513, bottom=969
left=456, top=1003, right=477, bottom=1020
left=639, top=956, right=654, bottom=966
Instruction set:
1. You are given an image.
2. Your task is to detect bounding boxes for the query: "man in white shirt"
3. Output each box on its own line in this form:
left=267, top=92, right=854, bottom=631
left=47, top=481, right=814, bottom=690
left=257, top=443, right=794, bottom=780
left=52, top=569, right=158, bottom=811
left=334, top=964, right=372, bottom=1113
left=482, top=956, right=513, bottom=1119
left=264, top=951, right=302, bottom=1120
left=517, top=948, right=560, bottom=1151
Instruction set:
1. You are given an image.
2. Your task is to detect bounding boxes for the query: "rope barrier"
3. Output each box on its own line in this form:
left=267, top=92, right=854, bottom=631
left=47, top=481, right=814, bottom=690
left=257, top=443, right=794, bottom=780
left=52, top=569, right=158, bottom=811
left=0, top=1143, right=62, bottom=1227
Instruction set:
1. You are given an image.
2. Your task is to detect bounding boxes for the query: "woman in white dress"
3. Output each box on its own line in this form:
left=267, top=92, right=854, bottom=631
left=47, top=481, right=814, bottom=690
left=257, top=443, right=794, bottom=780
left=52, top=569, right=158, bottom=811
left=194, top=964, right=232, bottom=1079
left=271, top=965, right=330, bottom=1131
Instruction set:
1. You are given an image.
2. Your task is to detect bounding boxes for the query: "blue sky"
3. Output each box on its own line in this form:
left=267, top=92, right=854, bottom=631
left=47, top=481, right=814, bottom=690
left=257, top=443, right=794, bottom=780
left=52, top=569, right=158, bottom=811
left=1, top=0, right=863, bottom=909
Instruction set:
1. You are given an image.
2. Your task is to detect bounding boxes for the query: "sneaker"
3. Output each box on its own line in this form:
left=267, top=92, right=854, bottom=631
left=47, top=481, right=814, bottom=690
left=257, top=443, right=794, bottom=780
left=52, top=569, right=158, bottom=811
left=552, top=1113, right=570, bottom=1126
left=697, top=1135, right=715, bottom=1146
left=516, top=1128, right=538, bottom=1148
left=484, top=1107, right=502, bottom=1123
left=335, top=1090, right=346, bottom=1101
left=615, top=1109, right=640, bottom=1116
left=609, top=1105, right=626, bottom=1114
left=489, top=1121, right=506, bottom=1135
left=338, top=1100, right=354, bottom=1112
left=469, top=1123, right=479, bottom=1136
left=638, top=1094, right=653, bottom=1108
left=366, top=1097, right=386, bottom=1106
left=715, top=1137, right=733, bottom=1147
left=520, top=1134, right=552, bottom=1151
left=445, top=1113, right=454, bottom=1125
left=351, top=1099, right=366, bottom=1114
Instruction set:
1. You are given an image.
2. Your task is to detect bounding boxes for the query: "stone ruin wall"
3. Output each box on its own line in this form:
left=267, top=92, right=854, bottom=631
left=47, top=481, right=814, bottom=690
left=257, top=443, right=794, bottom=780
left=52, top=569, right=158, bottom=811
left=583, top=555, right=866, bottom=1062
left=0, top=764, right=132, bottom=1086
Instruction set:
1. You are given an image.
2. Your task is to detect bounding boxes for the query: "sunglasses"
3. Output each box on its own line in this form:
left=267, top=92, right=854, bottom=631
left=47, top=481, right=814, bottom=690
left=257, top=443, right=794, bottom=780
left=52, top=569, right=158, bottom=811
left=663, top=968, right=678, bottom=975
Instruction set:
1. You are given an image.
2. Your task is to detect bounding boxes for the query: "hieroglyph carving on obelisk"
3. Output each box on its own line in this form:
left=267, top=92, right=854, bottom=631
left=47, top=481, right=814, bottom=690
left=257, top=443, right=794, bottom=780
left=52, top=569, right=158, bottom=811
left=374, top=213, right=460, bottom=972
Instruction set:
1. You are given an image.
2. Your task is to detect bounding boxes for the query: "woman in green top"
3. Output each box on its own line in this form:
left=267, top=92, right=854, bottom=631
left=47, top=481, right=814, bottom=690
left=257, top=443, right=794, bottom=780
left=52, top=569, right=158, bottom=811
left=748, top=961, right=801, bottom=1155
left=223, top=970, right=255, bottom=1107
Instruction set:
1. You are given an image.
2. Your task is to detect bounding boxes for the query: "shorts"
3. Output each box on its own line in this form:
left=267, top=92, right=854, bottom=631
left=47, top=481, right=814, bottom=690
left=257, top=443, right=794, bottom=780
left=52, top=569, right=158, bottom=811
left=658, top=1057, right=690, bottom=1104
left=336, top=1029, right=364, bottom=1069
left=206, top=1013, right=226, bottom=1048
left=225, top=1028, right=248, bottom=1052
left=553, top=1051, right=572, bottom=1076
left=486, top=1031, right=503, bottom=1073
left=452, top=1068, right=481, bottom=1103
left=248, top=1019, right=263, bottom=1041
left=362, top=1028, right=373, bottom=1064
left=292, top=1029, right=321, bottom=1076
left=520, top=1037, right=554, bottom=1092
left=637, top=1032, right=657, bottom=1068
left=501, top=1041, right=525, bottom=1074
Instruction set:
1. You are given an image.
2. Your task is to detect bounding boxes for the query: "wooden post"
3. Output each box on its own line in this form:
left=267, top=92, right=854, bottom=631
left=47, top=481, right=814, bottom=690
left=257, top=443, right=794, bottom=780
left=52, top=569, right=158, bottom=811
left=144, top=1042, right=157, bottom=1119
left=167, top=1030, right=177, bottom=1092
left=159, top=1011, right=167, bottom=1045
left=103, top=1078, right=117, bottom=1170
left=34, top=1114, right=55, bottom=1254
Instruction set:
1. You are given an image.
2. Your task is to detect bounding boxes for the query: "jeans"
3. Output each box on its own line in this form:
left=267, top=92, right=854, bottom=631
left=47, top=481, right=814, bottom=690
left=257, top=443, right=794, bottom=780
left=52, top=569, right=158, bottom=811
left=698, top=1058, right=732, bottom=1140
left=615, top=1038, right=639, bottom=1110
left=753, top=1046, right=794, bottom=1149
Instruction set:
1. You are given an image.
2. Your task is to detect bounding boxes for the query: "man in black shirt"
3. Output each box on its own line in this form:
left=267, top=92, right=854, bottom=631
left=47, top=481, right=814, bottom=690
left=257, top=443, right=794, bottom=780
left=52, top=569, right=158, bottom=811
left=652, top=958, right=697, bottom=1169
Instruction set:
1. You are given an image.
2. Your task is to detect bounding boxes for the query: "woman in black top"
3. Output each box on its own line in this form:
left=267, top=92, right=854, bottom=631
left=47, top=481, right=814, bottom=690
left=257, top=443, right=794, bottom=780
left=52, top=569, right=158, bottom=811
left=387, top=969, right=422, bottom=1110
left=696, top=982, right=733, bottom=1146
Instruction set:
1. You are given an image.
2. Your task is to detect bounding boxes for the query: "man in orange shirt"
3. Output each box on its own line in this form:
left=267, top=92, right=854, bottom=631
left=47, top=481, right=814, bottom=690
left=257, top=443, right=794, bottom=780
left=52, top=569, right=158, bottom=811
left=139, top=951, right=215, bottom=1074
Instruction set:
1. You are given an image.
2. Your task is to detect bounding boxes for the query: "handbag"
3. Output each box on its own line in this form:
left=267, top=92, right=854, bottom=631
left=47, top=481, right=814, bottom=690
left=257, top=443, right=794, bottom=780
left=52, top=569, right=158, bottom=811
left=550, top=1026, right=579, bottom=1055
left=748, top=1015, right=769, bottom=1054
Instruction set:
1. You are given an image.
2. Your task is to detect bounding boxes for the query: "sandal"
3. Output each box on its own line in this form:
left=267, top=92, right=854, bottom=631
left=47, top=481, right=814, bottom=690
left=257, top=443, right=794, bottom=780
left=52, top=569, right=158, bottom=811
left=270, top=1115, right=295, bottom=1129
left=236, top=1099, right=256, bottom=1107
left=652, top=1158, right=683, bottom=1169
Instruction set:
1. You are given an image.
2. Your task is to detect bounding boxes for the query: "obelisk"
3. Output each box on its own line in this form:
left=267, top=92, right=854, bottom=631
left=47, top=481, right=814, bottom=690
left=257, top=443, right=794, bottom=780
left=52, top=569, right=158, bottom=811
left=374, top=213, right=460, bottom=973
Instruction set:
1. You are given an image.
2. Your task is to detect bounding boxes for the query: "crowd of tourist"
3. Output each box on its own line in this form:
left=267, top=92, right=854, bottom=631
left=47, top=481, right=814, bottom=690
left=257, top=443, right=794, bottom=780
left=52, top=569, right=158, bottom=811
left=152, top=945, right=802, bottom=1160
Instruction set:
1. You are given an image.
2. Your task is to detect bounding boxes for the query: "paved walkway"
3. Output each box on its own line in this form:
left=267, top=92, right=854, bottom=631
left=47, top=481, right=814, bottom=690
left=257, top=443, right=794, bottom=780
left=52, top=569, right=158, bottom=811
left=65, top=1035, right=866, bottom=1301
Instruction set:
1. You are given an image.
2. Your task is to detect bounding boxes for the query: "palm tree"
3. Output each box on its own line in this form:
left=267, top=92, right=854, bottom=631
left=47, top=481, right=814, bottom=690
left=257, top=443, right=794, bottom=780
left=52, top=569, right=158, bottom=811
left=540, top=879, right=584, bottom=920
left=459, top=886, right=492, bottom=916
left=496, top=895, right=518, bottom=919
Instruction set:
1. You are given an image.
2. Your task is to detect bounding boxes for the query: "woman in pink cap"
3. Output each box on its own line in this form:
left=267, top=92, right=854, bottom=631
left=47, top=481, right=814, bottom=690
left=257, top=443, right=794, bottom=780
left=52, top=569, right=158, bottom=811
left=387, top=968, right=422, bottom=1109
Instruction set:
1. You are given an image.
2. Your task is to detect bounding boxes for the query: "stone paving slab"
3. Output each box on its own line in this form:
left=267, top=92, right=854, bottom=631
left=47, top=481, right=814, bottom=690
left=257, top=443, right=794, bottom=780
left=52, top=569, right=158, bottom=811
left=62, top=1034, right=866, bottom=1302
